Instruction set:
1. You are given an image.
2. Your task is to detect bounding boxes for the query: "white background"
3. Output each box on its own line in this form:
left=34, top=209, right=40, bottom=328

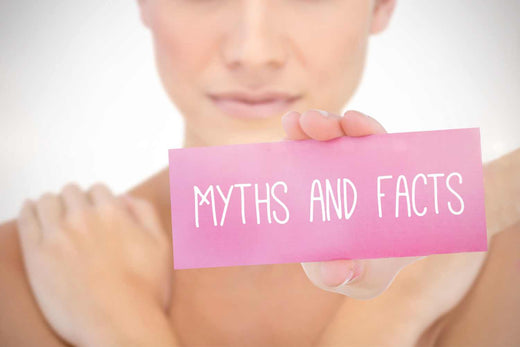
left=1, top=0, right=519, bottom=222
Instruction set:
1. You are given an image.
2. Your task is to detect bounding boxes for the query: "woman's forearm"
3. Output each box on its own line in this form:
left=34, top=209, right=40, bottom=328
left=483, top=147, right=520, bottom=237
left=83, top=304, right=179, bottom=347
left=433, top=222, right=520, bottom=346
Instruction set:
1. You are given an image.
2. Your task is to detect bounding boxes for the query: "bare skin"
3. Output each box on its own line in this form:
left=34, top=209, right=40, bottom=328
left=1, top=115, right=519, bottom=346
left=2, top=0, right=520, bottom=344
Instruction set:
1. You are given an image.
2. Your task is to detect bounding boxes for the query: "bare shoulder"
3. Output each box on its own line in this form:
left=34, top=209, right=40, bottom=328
left=0, top=219, right=67, bottom=346
left=434, top=221, right=520, bottom=346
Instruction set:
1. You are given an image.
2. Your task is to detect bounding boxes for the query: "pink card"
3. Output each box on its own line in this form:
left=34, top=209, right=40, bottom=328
left=168, top=128, right=487, bottom=270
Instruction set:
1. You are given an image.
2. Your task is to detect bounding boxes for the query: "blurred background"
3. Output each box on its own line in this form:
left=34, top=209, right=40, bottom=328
left=1, top=0, right=518, bottom=222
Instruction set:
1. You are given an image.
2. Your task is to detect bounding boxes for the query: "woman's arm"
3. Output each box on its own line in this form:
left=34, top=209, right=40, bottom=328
left=483, top=147, right=520, bottom=236
left=0, top=203, right=177, bottom=347
left=0, top=177, right=172, bottom=346
left=14, top=183, right=176, bottom=346
left=426, top=148, right=520, bottom=346
left=0, top=219, right=67, bottom=346
left=433, top=221, right=520, bottom=346
left=315, top=147, right=520, bottom=346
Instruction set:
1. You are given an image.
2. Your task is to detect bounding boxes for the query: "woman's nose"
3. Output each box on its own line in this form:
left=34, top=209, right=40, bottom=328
left=221, top=0, right=287, bottom=75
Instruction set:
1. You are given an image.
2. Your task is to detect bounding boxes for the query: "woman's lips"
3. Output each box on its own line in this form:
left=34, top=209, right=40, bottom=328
left=209, top=96, right=299, bottom=119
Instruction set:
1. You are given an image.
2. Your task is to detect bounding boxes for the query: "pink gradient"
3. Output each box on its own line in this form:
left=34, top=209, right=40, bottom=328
left=168, top=128, right=487, bottom=270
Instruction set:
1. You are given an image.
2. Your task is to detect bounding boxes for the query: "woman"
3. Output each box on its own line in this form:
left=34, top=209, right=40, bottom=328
left=2, top=0, right=519, bottom=345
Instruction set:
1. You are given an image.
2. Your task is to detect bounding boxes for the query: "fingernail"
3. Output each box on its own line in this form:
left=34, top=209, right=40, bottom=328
left=320, top=260, right=362, bottom=288
left=282, top=110, right=299, bottom=119
left=315, top=109, right=331, bottom=118
left=344, top=110, right=367, bottom=118
left=335, top=261, right=363, bottom=288
left=334, top=269, right=355, bottom=288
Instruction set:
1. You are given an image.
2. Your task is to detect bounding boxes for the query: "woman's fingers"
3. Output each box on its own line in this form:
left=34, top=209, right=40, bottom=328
left=302, top=256, right=425, bottom=300
left=340, top=110, right=387, bottom=136
left=121, top=195, right=166, bottom=241
left=17, top=199, right=42, bottom=250
left=61, top=183, right=90, bottom=214
left=281, top=109, right=386, bottom=142
left=281, top=111, right=307, bottom=140
left=35, top=193, right=64, bottom=233
left=299, top=109, right=345, bottom=141
left=88, top=182, right=118, bottom=206
left=87, top=183, right=134, bottom=224
left=318, top=259, right=364, bottom=287
left=282, top=109, right=345, bottom=141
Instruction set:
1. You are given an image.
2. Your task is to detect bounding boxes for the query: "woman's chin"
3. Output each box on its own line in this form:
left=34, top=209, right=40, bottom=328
left=212, top=130, right=286, bottom=146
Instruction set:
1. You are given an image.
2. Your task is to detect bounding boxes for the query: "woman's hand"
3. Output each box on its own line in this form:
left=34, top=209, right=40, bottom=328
left=282, top=109, right=424, bottom=300
left=282, top=109, right=499, bottom=345
left=16, top=182, right=177, bottom=346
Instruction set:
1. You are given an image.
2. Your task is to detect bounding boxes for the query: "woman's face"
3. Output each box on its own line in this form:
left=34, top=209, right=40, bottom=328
left=139, top=0, right=395, bottom=146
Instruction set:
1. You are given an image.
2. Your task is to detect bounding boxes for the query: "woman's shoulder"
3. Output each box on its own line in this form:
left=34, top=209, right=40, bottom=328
left=124, top=166, right=172, bottom=233
left=433, top=222, right=520, bottom=346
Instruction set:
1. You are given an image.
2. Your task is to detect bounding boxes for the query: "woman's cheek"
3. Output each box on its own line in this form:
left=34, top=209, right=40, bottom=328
left=331, top=28, right=369, bottom=105
left=152, top=17, right=203, bottom=80
left=149, top=15, right=218, bottom=116
left=296, top=23, right=368, bottom=112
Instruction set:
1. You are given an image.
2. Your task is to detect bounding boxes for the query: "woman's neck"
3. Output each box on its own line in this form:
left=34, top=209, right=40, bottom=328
left=182, top=124, right=209, bottom=148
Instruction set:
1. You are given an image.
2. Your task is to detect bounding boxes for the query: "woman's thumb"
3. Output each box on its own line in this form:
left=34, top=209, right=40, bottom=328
left=302, top=256, right=425, bottom=300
